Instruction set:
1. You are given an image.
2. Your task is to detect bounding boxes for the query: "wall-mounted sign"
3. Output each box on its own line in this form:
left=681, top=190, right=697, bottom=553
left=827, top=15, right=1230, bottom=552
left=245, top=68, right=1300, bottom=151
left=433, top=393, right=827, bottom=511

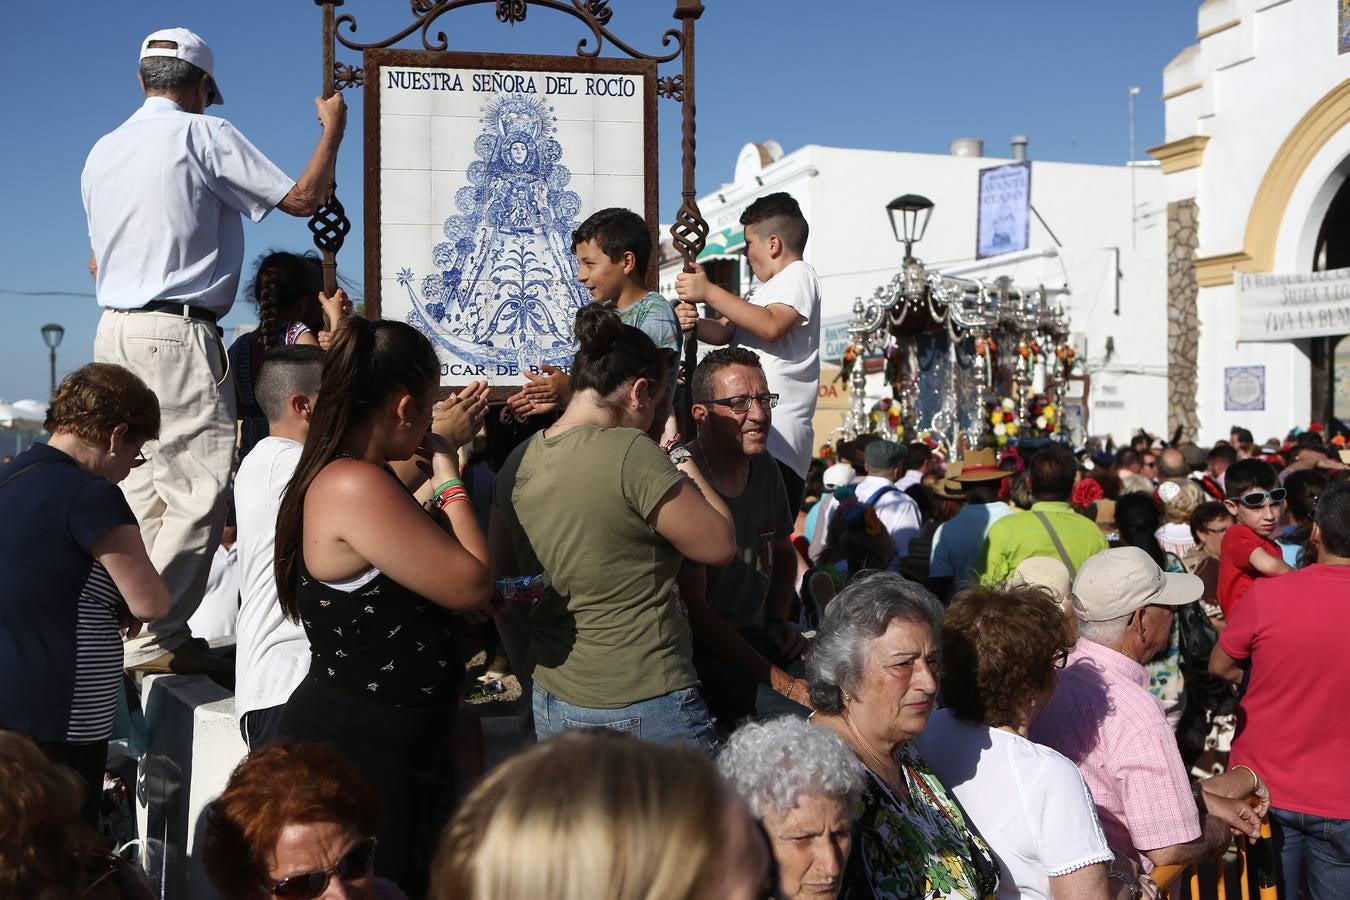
left=1236, top=267, right=1350, bottom=341
left=976, top=160, right=1031, bottom=259
left=822, top=315, right=853, bottom=364
left=1340, top=0, right=1350, bottom=54
left=1224, top=365, right=1266, bottom=411
left=366, top=50, right=657, bottom=386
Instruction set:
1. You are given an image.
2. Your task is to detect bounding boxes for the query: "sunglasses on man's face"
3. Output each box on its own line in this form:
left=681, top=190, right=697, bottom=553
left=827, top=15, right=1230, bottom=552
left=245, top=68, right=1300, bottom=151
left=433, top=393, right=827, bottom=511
left=267, top=836, right=376, bottom=899
left=1236, top=488, right=1286, bottom=509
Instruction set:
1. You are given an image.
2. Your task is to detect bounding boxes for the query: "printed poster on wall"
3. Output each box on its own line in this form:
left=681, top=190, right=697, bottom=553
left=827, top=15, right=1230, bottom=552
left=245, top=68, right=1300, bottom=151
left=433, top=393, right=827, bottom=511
left=365, top=50, right=657, bottom=388
left=976, top=160, right=1031, bottom=259
left=1236, top=267, right=1350, bottom=341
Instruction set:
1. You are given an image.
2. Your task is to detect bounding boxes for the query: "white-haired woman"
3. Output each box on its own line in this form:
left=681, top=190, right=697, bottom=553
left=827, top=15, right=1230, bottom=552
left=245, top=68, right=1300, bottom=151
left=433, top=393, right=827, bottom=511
left=807, top=572, right=998, bottom=900
left=720, top=716, right=867, bottom=899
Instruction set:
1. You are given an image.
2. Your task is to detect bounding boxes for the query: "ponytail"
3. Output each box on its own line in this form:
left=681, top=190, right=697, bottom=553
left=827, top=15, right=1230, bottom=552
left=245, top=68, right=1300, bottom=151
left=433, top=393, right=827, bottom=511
left=570, top=304, right=664, bottom=410
left=274, top=315, right=440, bottom=619
left=247, top=250, right=323, bottom=353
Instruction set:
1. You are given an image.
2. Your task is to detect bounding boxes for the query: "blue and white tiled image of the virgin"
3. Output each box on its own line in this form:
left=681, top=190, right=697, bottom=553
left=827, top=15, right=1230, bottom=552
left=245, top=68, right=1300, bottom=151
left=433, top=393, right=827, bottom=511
left=402, top=93, right=588, bottom=372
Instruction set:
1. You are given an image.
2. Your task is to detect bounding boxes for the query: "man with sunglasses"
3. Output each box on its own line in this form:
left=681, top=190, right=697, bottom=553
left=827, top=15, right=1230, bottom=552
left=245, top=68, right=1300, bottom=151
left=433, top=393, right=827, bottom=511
left=1216, top=459, right=1293, bottom=619
left=679, top=348, right=809, bottom=727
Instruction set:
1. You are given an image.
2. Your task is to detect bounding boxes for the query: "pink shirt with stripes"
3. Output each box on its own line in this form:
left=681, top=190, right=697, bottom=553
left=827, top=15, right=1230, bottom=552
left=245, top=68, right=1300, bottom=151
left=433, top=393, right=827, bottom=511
left=1029, top=638, right=1200, bottom=873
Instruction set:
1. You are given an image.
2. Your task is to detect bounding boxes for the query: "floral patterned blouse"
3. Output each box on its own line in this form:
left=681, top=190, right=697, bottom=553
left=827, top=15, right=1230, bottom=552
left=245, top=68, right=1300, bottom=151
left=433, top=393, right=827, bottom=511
left=1145, top=553, right=1187, bottom=718
left=841, top=743, right=998, bottom=900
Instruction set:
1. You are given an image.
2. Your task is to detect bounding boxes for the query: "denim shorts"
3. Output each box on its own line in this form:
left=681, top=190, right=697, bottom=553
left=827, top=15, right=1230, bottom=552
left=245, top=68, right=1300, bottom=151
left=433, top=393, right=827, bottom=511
left=532, top=681, right=721, bottom=754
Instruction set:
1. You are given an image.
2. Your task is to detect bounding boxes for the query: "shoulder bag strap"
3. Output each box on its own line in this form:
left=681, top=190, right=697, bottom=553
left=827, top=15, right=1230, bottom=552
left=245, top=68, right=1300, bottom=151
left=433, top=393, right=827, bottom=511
left=1032, top=510, right=1078, bottom=578
left=0, top=457, right=58, bottom=491
left=865, top=484, right=901, bottom=506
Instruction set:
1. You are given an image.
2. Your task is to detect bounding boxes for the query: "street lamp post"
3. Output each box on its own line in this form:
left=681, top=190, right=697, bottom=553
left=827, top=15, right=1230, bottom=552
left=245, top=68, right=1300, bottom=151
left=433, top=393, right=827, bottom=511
left=40, top=323, right=65, bottom=397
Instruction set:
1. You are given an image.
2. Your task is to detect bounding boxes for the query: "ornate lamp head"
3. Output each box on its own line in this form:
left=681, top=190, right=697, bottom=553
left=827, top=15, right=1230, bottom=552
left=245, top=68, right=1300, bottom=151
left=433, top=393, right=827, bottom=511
left=885, top=193, right=934, bottom=260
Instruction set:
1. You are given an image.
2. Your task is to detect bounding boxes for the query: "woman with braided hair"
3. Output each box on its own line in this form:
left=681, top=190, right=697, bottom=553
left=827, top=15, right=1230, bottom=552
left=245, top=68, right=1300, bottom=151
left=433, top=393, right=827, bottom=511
left=227, top=250, right=325, bottom=460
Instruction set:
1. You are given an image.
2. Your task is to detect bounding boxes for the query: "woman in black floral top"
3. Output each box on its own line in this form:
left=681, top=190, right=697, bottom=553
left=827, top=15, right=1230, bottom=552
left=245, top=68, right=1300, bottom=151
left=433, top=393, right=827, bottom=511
left=274, top=317, right=492, bottom=898
left=807, top=572, right=998, bottom=900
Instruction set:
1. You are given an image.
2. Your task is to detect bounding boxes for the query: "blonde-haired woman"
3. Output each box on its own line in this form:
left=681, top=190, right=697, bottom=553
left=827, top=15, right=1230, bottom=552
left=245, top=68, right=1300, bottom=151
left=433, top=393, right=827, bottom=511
left=431, top=730, right=772, bottom=900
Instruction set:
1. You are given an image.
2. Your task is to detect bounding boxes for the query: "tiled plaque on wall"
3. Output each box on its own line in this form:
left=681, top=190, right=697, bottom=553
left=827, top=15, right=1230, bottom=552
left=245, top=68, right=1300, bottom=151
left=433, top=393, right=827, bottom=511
left=364, top=51, right=657, bottom=388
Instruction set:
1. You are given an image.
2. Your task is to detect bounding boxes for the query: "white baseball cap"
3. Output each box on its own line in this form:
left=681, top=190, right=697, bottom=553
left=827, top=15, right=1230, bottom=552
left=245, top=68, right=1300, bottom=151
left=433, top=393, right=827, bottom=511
left=140, top=28, right=224, bottom=106
left=1070, top=546, right=1201, bottom=622
left=822, top=462, right=856, bottom=491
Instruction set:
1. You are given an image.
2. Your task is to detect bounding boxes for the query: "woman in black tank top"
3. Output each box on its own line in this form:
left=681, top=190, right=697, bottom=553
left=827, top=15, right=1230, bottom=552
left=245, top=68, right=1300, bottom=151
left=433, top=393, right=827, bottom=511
left=273, top=316, right=491, bottom=899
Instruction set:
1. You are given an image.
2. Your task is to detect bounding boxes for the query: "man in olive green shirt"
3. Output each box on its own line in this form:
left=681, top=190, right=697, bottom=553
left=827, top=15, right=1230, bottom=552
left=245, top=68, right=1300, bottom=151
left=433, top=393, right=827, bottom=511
left=980, top=444, right=1108, bottom=584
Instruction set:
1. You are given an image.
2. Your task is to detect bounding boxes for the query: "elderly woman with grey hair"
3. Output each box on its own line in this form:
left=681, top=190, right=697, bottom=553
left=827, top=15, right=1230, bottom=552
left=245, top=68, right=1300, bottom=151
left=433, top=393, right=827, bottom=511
left=808, top=572, right=998, bottom=900
left=720, top=716, right=866, bottom=899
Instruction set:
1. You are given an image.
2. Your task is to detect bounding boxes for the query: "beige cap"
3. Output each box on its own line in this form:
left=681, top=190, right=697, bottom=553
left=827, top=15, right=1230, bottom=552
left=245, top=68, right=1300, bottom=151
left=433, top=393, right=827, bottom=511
left=141, top=27, right=224, bottom=105
left=1071, top=546, right=1201, bottom=622
left=1010, top=556, right=1073, bottom=613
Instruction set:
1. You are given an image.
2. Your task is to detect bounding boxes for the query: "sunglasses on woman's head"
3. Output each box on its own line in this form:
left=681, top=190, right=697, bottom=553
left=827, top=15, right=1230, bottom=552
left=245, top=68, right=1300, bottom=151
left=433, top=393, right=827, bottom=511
left=1236, top=488, right=1286, bottom=508
left=268, top=836, right=376, bottom=899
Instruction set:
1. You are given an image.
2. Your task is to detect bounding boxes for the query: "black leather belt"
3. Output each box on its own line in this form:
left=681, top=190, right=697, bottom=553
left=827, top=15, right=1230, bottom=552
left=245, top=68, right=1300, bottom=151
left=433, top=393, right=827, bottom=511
left=138, top=301, right=218, bottom=324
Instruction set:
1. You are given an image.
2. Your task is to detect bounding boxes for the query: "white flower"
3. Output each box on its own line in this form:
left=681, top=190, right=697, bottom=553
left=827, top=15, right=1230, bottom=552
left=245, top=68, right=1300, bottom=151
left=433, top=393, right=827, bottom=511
left=1036, top=415, right=1048, bottom=429
left=1001, top=398, right=1015, bottom=411
left=993, top=423, right=1007, bottom=437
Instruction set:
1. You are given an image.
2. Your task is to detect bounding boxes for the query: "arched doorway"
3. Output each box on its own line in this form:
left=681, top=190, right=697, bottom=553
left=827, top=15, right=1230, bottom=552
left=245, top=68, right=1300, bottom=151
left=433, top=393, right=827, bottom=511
left=1312, top=174, right=1350, bottom=428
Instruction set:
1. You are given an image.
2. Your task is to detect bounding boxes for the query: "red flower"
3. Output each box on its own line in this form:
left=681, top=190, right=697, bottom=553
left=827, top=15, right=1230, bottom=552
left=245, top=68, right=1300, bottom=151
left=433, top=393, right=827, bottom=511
left=1072, top=479, right=1104, bottom=508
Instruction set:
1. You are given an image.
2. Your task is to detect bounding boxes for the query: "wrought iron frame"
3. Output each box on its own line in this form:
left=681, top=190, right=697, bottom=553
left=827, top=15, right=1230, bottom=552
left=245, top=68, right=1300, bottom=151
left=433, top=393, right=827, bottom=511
left=310, top=0, right=708, bottom=405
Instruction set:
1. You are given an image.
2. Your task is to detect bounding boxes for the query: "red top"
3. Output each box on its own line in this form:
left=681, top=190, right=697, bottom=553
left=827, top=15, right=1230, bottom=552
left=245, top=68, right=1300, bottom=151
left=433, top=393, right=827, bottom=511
left=1217, top=522, right=1280, bottom=618
left=1219, top=564, right=1350, bottom=818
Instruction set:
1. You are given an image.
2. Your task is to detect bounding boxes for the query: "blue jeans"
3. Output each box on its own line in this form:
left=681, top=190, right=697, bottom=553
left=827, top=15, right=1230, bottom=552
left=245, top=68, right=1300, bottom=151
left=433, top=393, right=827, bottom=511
left=1270, top=806, right=1350, bottom=899
left=532, top=682, right=721, bottom=754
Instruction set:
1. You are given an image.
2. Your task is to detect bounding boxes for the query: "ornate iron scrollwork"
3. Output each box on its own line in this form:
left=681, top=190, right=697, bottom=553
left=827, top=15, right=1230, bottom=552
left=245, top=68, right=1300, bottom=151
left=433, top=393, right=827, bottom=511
left=336, top=0, right=684, bottom=62
left=657, top=74, right=684, bottom=101
left=334, top=61, right=364, bottom=90
left=309, top=188, right=352, bottom=254
left=496, top=0, right=527, bottom=24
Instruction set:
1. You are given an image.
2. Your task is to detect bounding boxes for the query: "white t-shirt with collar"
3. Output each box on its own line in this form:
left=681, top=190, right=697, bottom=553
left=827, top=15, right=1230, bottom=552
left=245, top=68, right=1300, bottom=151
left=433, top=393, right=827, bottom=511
left=81, top=96, right=295, bottom=316
left=733, top=259, right=821, bottom=478
left=234, top=436, right=310, bottom=719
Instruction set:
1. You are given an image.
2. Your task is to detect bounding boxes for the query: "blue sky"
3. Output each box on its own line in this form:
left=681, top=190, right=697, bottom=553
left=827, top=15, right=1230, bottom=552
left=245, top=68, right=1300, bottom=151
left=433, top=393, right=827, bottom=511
left=0, top=0, right=1197, bottom=401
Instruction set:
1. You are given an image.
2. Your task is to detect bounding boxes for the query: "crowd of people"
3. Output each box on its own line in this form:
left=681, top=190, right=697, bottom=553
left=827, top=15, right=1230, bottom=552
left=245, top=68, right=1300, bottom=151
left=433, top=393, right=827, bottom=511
left=0, top=25, right=1346, bottom=900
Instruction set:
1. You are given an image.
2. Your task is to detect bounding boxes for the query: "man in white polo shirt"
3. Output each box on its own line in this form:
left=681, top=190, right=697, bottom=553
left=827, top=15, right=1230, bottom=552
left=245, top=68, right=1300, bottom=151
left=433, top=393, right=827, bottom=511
left=82, top=27, right=346, bottom=672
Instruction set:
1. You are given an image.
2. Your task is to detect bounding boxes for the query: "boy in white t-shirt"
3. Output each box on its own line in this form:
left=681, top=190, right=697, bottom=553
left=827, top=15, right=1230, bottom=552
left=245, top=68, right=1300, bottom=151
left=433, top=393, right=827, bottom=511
left=676, top=192, right=821, bottom=507
left=233, top=345, right=323, bottom=750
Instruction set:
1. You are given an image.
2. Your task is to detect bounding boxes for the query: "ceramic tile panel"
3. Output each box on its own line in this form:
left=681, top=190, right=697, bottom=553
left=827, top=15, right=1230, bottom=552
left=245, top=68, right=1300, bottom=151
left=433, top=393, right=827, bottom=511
left=377, top=61, right=651, bottom=387
left=380, top=114, right=431, bottom=172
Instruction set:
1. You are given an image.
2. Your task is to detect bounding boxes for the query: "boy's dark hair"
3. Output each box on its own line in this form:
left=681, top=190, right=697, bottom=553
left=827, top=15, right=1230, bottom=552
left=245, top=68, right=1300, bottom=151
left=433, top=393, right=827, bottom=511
left=1294, top=430, right=1326, bottom=449
left=1207, top=444, right=1237, bottom=465
left=1114, top=448, right=1140, bottom=470
left=1231, top=426, right=1255, bottom=444
left=740, top=192, right=808, bottom=255
left=1188, top=501, right=1233, bottom=544
left=1314, top=481, right=1350, bottom=557
left=1223, top=458, right=1279, bottom=498
left=571, top=207, right=652, bottom=275
left=255, top=346, right=325, bottom=422
left=1028, top=445, right=1076, bottom=501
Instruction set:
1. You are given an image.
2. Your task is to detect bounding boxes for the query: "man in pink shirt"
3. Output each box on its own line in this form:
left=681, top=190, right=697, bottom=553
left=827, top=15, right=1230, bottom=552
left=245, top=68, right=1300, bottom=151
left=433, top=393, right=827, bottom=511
left=1211, top=480, right=1350, bottom=899
left=1030, top=547, right=1233, bottom=889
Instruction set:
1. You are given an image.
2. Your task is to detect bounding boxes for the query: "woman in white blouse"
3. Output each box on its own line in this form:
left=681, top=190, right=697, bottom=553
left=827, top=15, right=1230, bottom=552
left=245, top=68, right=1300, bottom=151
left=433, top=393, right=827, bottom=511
left=916, top=584, right=1117, bottom=900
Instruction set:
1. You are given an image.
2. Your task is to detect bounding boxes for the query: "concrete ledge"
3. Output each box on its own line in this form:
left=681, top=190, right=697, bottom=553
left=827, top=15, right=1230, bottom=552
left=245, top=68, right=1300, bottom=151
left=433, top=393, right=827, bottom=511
left=134, top=674, right=246, bottom=900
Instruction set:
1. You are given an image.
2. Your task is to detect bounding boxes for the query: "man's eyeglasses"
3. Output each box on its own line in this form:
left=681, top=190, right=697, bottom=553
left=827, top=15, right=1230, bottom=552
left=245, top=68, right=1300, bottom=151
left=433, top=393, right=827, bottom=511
left=268, top=836, right=376, bottom=899
left=1052, top=648, right=1071, bottom=669
left=1236, top=488, right=1286, bottom=509
left=703, top=393, right=779, bottom=414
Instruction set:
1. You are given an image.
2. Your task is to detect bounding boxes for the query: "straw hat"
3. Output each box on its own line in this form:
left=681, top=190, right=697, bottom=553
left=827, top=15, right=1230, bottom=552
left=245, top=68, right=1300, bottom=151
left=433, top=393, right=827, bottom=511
left=933, top=460, right=966, bottom=500
left=952, top=447, right=1010, bottom=483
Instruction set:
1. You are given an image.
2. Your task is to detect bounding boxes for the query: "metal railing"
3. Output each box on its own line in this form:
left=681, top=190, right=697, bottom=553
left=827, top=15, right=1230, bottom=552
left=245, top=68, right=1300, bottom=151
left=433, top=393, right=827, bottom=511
left=1149, top=816, right=1279, bottom=900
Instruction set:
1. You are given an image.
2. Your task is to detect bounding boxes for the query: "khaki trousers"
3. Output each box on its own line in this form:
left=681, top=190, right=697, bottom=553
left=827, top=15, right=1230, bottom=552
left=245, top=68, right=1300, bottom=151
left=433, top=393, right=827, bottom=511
left=94, top=308, right=236, bottom=666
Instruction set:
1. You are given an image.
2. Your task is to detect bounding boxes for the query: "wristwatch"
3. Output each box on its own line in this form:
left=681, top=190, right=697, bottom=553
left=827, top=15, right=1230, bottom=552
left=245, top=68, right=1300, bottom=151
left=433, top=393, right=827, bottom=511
left=667, top=443, right=693, bottom=465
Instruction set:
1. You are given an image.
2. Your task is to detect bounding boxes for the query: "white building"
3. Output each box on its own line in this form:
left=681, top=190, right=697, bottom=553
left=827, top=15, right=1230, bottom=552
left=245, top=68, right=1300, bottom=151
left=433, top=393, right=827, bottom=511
left=1150, top=0, right=1350, bottom=443
left=660, top=139, right=1170, bottom=446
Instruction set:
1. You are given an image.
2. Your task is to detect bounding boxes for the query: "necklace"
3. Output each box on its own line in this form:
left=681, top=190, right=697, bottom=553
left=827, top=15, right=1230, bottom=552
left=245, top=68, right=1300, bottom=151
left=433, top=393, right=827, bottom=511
left=842, top=711, right=902, bottom=791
